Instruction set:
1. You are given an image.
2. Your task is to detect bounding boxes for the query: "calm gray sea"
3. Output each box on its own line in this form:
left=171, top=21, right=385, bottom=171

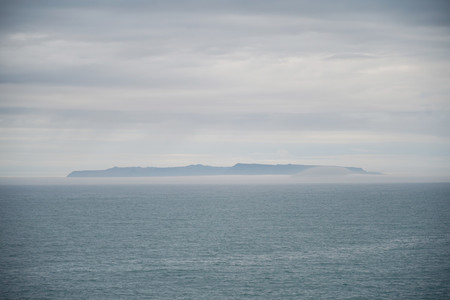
left=0, top=183, right=449, bottom=299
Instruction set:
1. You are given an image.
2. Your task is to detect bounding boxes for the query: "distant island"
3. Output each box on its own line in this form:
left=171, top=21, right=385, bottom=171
left=67, top=163, right=380, bottom=177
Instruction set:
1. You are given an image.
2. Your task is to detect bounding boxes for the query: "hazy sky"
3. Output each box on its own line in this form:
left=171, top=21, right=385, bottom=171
left=1, top=0, right=449, bottom=178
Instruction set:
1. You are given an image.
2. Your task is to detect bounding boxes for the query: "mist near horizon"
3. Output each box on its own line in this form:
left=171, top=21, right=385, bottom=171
left=2, top=173, right=449, bottom=186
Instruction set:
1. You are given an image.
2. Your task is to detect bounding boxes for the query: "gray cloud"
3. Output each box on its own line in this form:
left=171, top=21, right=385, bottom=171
left=1, top=106, right=448, bottom=138
left=0, top=0, right=449, bottom=177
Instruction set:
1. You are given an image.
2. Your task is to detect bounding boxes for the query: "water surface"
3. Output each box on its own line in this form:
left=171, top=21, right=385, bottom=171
left=1, top=183, right=449, bottom=299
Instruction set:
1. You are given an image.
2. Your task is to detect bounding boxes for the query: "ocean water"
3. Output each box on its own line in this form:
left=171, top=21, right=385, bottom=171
left=0, top=183, right=449, bottom=299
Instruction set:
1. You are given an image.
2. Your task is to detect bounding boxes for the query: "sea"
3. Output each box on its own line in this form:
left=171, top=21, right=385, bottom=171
left=0, top=183, right=449, bottom=299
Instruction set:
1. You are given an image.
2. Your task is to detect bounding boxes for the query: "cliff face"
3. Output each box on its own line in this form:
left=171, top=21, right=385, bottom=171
left=67, top=163, right=374, bottom=177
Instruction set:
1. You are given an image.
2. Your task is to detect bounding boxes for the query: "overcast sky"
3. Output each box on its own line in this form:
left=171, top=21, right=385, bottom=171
left=1, top=0, right=449, bottom=178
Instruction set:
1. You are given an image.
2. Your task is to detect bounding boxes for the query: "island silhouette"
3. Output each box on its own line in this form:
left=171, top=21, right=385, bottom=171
left=67, top=163, right=379, bottom=177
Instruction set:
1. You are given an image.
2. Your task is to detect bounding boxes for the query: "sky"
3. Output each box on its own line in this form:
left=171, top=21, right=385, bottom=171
left=0, top=0, right=449, bottom=179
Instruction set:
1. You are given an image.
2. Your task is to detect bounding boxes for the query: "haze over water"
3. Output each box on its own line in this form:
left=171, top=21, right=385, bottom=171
left=1, top=1, right=450, bottom=298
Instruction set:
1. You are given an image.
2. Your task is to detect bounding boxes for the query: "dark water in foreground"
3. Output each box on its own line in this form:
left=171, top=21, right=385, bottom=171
left=0, top=183, right=449, bottom=299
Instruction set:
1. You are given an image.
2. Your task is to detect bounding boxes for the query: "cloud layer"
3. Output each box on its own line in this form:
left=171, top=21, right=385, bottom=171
left=1, top=0, right=449, bottom=177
